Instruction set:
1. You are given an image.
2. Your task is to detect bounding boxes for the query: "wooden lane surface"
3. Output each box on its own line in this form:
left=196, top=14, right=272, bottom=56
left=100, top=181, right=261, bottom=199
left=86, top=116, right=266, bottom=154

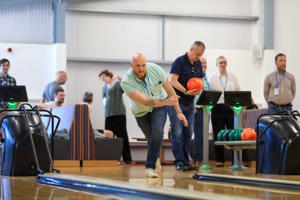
left=0, top=176, right=103, bottom=199
left=2, top=164, right=300, bottom=199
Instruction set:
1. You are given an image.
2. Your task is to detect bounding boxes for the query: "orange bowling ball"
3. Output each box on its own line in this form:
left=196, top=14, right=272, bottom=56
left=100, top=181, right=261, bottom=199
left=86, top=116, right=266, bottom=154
left=186, top=77, right=202, bottom=92
left=241, top=128, right=257, bottom=140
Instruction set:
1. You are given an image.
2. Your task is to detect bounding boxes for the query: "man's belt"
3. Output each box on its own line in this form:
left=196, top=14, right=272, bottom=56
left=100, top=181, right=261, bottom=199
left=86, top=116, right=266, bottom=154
left=269, top=101, right=292, bottom=107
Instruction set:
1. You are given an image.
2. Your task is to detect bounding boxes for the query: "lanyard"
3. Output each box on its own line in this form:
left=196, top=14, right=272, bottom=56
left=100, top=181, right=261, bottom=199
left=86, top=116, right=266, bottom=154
left=141, top=76, right=154, bottom=96
left=218, top=74, right=228, bottom=91
left=275, top=71, right=285, bottom=88
left=204, top=75, right=210, bottom=90
left=103, top=85, right=109, bottom=98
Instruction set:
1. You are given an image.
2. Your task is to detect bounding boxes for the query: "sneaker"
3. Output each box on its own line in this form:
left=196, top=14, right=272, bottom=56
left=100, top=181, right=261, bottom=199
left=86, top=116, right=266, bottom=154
left=145, top=168, right=159, bottom=178
left=155, top=159, right=161, bottom=173
left=175, top=165, right=185, bottom=172
left=216, top=162, right=224, bottom=167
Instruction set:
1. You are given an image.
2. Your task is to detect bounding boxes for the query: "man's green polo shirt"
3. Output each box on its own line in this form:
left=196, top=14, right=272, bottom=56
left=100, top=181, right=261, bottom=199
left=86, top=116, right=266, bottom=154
left=121, top=63, right=167, bottom=117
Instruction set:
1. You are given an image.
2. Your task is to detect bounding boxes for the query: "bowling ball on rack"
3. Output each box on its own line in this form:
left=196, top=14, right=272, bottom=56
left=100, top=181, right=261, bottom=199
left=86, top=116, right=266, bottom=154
left=241, top=128, right=257, bottom=140
left=234, top=129, right=243, bottom=141
left=223, top=129, right=232, bottom=141
left=229, top=129, right=238, bottom=141
left=217, top=129, right=227, bottom=141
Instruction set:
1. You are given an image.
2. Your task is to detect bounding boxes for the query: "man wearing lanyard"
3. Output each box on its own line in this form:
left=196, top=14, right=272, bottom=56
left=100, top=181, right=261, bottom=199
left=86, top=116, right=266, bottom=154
left=121, top=53, right=187, bottom=178
left=209, top=56, right=240, bottom=167
left=192, top=57, right=209, bottom=169
left=168, top=41, right=205, bottom=172
left=264, top=53, right=296, bottom=114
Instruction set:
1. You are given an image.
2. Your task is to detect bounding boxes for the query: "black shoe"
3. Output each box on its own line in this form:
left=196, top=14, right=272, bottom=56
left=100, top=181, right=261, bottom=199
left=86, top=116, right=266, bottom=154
left=124, top=160, right=132, bottom=164
left=176, top=165, right=185, bottom=172
left=184, top=165, right=196, bottom=171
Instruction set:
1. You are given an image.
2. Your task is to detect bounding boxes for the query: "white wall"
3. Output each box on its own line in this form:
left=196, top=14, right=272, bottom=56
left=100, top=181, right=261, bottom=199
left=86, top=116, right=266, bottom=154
left=0, top=43, right=66, bottom=100
left=66, top=12, right=162, bottom=60
left=66, top=0, right=258, bottom=61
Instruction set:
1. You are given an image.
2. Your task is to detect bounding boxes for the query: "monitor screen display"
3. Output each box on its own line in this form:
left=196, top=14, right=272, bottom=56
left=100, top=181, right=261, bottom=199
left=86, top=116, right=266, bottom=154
left=196, top=90, right=222, bottom=106
left=224, top=91, right=252, bottom=107
left=0, top=86, right=28, bottom=102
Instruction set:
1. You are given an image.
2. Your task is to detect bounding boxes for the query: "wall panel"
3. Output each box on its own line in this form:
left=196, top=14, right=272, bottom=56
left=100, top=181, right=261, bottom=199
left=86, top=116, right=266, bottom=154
left=67, top=0, right=255, bottom=16
left=66, top=12, right=162, bottom=60
left=165, top=18, right=254, bottom=60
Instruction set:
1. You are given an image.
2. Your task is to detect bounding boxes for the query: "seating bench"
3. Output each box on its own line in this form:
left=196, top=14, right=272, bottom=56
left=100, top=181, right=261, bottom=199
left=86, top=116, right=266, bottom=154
left=42, top=104, right=123, bottom=167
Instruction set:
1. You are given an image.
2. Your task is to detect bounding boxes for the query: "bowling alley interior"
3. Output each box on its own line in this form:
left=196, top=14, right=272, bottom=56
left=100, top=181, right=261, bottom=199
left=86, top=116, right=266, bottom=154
left=1, top=0, right=300, bottom=199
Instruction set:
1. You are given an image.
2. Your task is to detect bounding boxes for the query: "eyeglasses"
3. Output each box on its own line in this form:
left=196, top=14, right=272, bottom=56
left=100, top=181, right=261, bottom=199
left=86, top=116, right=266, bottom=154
left=218, top=61, right=227, bottom=65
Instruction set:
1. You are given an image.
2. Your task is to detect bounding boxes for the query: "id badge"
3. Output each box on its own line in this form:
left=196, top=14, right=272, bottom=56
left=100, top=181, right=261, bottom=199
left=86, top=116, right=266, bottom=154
left=274, top=88, right=279, bottom=96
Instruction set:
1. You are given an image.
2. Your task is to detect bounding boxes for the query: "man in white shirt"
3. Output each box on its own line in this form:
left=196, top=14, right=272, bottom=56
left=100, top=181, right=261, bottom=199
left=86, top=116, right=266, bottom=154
left=209, top=56, right=240, bottom=167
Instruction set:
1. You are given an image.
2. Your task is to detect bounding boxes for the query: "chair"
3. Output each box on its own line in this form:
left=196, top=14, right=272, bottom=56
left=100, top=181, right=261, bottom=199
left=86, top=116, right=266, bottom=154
left=42, top=104, right=123, bottom=167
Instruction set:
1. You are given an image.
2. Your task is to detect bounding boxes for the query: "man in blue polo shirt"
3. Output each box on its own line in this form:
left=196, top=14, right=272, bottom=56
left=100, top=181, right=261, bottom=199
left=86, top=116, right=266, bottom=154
left=121, top=52, right=187, bottom=178
left=168, top=41, right=205, bottom=172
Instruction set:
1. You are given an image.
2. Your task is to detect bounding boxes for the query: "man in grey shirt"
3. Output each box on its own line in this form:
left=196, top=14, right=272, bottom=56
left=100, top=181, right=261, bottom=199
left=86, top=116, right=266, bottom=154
left=41, top=71, right=67, bottom=103
left=264, top=53, right=296, bottom=114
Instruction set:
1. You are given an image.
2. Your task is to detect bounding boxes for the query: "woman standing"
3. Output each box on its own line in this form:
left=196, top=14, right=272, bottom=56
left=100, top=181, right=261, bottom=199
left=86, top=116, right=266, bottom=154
left=99, top=69, right=132, bottom=164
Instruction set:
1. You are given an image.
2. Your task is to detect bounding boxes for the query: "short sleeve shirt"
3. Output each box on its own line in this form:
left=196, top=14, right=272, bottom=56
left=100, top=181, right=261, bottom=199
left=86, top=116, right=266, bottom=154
left=42, top=81, right=61, bottom=102
left=171, top=53, right=203, bottom=105
left=121, top=63, right=167, bottom=117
